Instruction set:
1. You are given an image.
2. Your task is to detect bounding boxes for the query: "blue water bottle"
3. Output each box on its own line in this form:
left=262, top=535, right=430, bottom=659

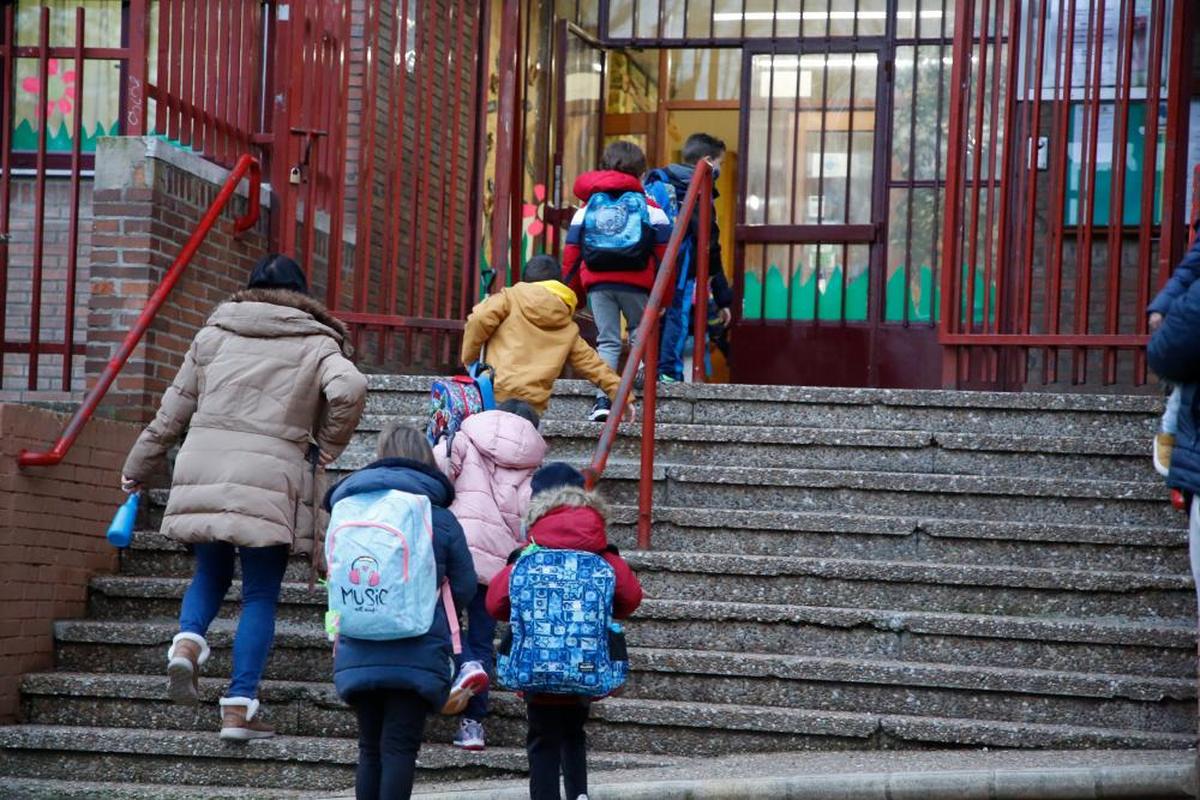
left=106, top=493, right=140, bottom=548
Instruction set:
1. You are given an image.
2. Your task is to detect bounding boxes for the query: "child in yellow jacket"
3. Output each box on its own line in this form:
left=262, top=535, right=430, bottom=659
left=462, top=255, right=632, bottom=418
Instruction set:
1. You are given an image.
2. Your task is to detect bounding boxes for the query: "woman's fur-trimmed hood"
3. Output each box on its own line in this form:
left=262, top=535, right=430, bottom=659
left=213, top=288, right=354, bottom=356
left=525, top=485, right=609, bottom=527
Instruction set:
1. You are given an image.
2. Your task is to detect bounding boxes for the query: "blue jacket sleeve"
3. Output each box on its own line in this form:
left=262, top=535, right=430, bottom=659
left=1148, top=239, right=1200, bottom=315
left=1148, top=277, right=1200, bottom=384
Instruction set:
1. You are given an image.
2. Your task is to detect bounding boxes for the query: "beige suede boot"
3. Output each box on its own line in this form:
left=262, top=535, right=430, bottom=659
left=219, top=697, right=275, bottom=741
left=166, top=632, right=209, bottom=705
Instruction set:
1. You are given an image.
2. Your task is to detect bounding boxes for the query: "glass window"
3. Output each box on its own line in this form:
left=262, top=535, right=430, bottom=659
left=668, top=49, right=741, bottom=101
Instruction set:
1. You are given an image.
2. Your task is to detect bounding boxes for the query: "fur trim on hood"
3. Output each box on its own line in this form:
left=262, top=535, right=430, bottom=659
left=525, top=485, right=608, bottom=527
left=228, top=288, right=353, bottom=356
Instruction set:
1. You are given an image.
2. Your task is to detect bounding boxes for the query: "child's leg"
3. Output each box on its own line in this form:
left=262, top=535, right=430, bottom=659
left=560, top=702, right=590, bottom=800
left=464, top=584, right=496, bottom=720
left=589, top=290, right=624, bottom=400
left=618, top=291, right=650, bottom=349
left=526, top=702, right=565, bottom=800
left=178, top=542, right=237, bottom=638
left=378, top=690, right=427, bottom=800
left=352, top=691, right=385, bottom=800
left=1163, top=385, right=1182, bottom=435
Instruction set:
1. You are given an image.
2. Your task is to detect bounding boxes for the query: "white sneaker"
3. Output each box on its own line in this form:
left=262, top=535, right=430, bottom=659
left=441, top=661, right=489, bottom=716
left=454, top=717, right=486, bottom=751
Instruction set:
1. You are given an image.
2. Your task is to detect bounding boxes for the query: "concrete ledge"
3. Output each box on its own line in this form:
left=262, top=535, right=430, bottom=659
left=411, top=763, right=1197, bottom=800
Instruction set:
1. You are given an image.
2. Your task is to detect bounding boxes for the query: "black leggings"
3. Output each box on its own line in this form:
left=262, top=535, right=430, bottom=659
left=351, top=689, right=428, bottom=800
left=527, top=701, right=590, bottom=800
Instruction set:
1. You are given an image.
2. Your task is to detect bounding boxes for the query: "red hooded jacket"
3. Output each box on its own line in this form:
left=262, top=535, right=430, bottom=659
left=486, top=485, right=643, bottom=624
left=561, top=170, right=672, bottom=297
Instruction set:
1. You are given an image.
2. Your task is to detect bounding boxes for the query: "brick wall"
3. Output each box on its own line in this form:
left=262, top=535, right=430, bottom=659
left=0, top=403, right=140, bottom=723
left=0, top=176, right=94, bottom=400
left=86, top=137, right=271, bottom=425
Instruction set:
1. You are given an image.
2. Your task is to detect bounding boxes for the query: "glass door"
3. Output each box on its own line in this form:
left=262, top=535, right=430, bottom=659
left=733, top=44, right=892, bottom=387
left=548, top=21, right=607, bottom=257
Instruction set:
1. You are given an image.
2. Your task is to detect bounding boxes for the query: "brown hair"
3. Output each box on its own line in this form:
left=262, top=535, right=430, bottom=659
left=600, top=140, right=647, bottom=178
left=376, top=422, right=437, bottom=467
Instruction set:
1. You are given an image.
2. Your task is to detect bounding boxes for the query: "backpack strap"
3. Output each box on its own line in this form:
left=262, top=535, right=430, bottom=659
left=441, top=580, right=462, bottom=655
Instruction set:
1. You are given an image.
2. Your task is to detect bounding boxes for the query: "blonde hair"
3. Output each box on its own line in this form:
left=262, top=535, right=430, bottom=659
left=376, top=422, right=437, bottom=467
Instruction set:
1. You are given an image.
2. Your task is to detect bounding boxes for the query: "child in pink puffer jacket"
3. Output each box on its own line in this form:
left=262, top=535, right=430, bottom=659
left=434, top=398, right=547, bottom=751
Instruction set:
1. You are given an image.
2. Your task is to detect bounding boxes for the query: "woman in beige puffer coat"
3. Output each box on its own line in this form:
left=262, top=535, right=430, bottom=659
left=121, top=254, right=367, bottom=741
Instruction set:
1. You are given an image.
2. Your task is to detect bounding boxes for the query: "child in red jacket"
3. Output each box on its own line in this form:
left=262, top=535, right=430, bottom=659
left=563, top=141, right=672, bottom=423
left=487, top=462, right=642, bottom=800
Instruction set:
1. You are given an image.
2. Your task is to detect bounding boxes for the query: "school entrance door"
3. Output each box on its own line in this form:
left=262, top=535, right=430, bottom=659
left=732, top=45, right=941, bottom=388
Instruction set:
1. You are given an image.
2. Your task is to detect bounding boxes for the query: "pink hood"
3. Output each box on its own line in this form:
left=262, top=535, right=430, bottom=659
left=436, top=410, right=547, bottom=584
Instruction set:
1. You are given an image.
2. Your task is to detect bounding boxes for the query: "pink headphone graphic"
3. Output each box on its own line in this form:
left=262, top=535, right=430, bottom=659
left=348, top=556, right=382, bottom=587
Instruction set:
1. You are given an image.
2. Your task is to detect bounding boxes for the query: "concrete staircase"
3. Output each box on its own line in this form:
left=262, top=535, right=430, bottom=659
left=0, top=377, right=1195, bottom=797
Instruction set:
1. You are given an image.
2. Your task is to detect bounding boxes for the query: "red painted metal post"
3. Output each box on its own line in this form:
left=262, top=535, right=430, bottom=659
left=28, top=8, right=51, bottom=390
left=938, top=0, right=973, bottom=385
left=490, top=0, right=521, bottom=289
left=1159, top=0, right=1194, bottom=283
left=1103, top=0, right=1136, bottom=384
left=637, top=317, right=660, bottom=550
left=62, top=8, right=87, bottom=391
left=1133, top=0, right=1167, bottom=383
left=0, top=3, right=12, bottom=381
left=125, top=0, right=149, bottom=135
left=692, top=169, right=712, bottom=383
left=18, top=156, right=261, bottom=468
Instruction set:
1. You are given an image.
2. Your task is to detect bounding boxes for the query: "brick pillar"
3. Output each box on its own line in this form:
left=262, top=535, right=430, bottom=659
left=86, top=137, right=270, bottom=425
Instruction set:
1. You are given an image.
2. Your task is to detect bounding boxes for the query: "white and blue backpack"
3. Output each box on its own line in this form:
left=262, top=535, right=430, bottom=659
left=581, top=190, right=655, bottom=272
left=324, top=489, right=458, bottom=647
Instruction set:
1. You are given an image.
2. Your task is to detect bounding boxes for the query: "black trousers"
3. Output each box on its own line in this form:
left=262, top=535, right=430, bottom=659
left=351, top=689, right=428, bottom=800
left=526, top=701, right=590, bottom=800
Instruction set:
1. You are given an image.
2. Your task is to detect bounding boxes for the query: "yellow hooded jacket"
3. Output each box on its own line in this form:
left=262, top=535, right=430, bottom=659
left=460, top=281, right=621, bottom=414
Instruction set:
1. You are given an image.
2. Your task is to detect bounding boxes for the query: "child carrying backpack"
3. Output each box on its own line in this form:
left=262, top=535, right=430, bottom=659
left=562, top=141, right=672, bottom=422
left=323, top=424, right=477, bottom=800
left=487, top=463, right=643, bottom=800
left=434, top=398, right=548, bottom=751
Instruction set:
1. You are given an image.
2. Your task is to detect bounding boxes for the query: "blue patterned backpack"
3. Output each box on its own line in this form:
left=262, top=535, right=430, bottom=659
left=581, top=190, right=654, bottom=272
left=497, top=547, right=629, bottom=697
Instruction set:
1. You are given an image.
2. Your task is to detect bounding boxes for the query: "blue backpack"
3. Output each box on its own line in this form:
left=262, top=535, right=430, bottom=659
left=426, top=362, right=495, bottom=455
left=497, top=547, right=629, bottom=698
left=324, top=489, right=443, bottom=641
left=644, top=169, right=692, bottom=291
left=581, top=190, right=654, bottom=272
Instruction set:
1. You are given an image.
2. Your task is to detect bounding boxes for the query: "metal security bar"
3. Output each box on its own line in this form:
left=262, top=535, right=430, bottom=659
left=940, top=0, right=1195, bottom=387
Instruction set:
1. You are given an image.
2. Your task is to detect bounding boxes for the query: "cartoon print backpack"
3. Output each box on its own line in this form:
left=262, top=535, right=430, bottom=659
left=581, top=190, right=654, bottom=272
left=497, top=546, right=629, bottom=697
left=324, top=488, right=448, bottom=641
left=426, top=362, right=495, bottom=453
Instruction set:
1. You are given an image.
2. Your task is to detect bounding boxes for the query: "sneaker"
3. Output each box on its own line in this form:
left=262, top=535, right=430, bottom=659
left=166, top=632, right=209, bottom=705
left=218, top=697, right=275, bottom=741
left=658, top=374, right=681, bottom=384
left=454, top=718, right=486, bottom=751
left=442, top=661, right=490, bottom=716
left=1154, top=433, right=1175, bottom=478
left=633, top=367, right=645, bottom=391
left=589, top=397, right=612, bottom=422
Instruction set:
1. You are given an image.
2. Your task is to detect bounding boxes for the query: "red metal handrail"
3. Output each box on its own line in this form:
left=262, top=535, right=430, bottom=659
left=583, top=160, right=713, bottom=550
left=17, top=154, right=262, bottom=468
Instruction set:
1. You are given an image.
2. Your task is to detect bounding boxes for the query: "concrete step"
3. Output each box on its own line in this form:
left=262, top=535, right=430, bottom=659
left=346, top=414, right=1159, bottom=482
left=0, top=725, right=669, bottom=790
left=90, top=545, right=1197, bottom=623
left=22, top=641, right=1195, bottom=737
left=53, top=600, right=1195, bottom=684
left=121, top=505, right=1190, bottom=579
left=9, top=677, right=1193, bottom=758
left=363, top=376, right=1162, bottom=439
left=0, top=778, right=326, bottom=800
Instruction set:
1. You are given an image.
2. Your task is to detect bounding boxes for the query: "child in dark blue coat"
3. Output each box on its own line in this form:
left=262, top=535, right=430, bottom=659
left=323, top=424, right=477, bottom=800
left=1148, top=236, right=1200, bottom=476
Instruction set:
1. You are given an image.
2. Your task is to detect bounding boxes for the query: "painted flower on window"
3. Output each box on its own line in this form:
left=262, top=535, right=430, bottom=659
left=20, top=58, right=77, bottom=118
left=522, top=183, right=547, bottom=238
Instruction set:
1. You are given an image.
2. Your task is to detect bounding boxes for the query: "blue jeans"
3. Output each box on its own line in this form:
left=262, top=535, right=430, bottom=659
left=454, top=584, right=496, bottom=720
left=659, top=279, right=694, bottom=381
left=179, top=541, right=290, bottom=699
left=1163, top=386, right=1182, bottom=435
